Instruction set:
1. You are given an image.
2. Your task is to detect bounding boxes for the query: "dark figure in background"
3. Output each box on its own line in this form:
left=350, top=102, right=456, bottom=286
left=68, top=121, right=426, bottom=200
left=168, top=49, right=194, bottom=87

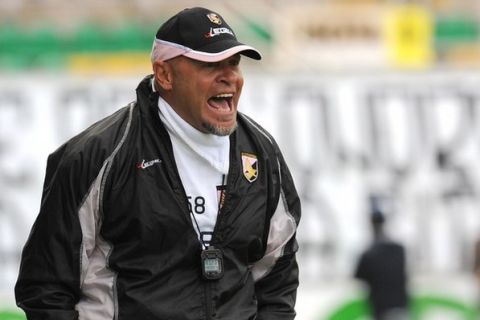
left=474, top=239, right=480, bottom=308
left=354, top=201, right=410, bottom=320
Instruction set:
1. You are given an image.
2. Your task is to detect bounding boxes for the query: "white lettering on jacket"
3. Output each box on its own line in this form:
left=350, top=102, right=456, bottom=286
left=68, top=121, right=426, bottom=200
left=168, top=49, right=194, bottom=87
left=136, top=159, right=161, bottom=169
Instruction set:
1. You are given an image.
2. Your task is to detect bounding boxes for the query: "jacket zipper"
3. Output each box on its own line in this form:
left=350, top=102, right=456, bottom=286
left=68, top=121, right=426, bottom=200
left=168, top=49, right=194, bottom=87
left=204, top=281, right=214, bottom=320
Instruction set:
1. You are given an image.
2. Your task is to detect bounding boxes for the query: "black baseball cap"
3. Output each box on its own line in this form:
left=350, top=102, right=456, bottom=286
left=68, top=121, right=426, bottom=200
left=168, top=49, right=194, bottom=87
left=151, top=7, right=262, bottom=62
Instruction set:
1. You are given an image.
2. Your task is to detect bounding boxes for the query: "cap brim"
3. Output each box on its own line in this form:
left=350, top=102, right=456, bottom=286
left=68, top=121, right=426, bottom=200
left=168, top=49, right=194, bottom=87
left=184, top=44, right=261, bottom=62
left=152, top=38, right=261, bottom=63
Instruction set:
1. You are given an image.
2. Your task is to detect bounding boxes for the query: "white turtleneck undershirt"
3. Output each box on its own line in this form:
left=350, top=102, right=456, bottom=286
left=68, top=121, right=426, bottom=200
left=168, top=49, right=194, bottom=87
left=157, top=95, right=230, bottom=248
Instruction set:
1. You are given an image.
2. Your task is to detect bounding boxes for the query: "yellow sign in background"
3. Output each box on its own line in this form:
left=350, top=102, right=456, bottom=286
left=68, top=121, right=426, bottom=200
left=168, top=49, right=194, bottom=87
left=384, top=4, right=434, bottom=69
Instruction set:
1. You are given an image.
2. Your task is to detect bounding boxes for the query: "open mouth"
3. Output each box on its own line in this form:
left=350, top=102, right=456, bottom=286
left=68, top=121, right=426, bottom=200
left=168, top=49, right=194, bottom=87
left=208, top=93, right=234, bottom=112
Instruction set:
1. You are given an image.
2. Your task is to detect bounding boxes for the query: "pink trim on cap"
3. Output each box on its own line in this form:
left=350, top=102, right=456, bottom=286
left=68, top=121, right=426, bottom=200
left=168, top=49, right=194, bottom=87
left=183, top=45, right=260, bottom=62
left=151, top=39, right=191, bottom=63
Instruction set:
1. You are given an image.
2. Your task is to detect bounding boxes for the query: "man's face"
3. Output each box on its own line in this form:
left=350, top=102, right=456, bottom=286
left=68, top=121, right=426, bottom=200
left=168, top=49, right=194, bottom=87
left=163, top=54, right=244, bottom=136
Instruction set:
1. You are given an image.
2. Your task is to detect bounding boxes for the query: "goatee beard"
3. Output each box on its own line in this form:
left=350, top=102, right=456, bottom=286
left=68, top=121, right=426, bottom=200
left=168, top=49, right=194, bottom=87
left=202, top=121, right=237, bottom=136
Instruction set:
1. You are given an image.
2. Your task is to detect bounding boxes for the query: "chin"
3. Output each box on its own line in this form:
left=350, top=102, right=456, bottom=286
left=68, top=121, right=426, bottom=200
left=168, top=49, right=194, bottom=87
left=203, top=122, right=237, bottom=136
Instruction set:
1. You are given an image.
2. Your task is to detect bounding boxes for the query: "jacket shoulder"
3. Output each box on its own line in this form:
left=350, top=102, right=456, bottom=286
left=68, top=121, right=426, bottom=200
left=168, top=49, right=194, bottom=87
left=237, top=112, right=280, bottom=154
left=47, top=103, right=136, bottom=183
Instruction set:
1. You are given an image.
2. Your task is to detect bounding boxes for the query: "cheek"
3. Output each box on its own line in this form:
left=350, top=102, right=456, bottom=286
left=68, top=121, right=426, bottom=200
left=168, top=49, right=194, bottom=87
left=235, top=80, right=244, bottom=105
left=181, top=80, right=203, bottom=105
left=237, top=74, right=244, bottom=88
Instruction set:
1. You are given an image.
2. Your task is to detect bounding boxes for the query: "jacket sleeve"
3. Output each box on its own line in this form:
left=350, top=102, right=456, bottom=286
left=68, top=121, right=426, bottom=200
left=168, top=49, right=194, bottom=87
left=15, top=145, right=84, bottom=320
left=252, top=149, right=301, bottom=320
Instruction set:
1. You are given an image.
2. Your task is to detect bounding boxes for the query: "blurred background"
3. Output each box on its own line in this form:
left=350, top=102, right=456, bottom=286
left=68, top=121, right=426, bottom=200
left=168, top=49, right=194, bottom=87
left=1, top=0, right=480, bottom=319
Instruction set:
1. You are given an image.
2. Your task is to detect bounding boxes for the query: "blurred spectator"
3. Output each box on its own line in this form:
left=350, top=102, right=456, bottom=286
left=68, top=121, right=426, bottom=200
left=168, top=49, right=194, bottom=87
left=354, top=196, right=411, bottom=320
left=475, top=239, right=480, bottom=306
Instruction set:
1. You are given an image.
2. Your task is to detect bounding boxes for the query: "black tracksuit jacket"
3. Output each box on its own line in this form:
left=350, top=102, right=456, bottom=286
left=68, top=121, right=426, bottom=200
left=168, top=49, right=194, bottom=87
left=15, top=75, right=301, bottom=320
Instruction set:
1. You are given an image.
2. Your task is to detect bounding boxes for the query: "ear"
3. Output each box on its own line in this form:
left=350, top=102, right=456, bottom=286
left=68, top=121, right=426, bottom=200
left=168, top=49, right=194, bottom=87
left=153, top=60, right=173, bottom=91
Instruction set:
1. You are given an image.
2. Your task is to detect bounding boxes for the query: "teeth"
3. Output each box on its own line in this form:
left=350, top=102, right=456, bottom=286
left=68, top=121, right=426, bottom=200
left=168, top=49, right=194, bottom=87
left=214, top=93, right=233, bottom=98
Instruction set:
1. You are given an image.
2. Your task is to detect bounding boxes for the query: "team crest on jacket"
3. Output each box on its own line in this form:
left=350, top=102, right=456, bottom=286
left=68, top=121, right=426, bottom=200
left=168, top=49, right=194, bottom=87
left=241, top=152, right=258, bottom=183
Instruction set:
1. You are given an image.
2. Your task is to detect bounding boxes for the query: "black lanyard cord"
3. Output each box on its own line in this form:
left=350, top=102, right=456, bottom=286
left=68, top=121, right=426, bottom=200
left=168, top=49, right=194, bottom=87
left=190, top=174, right=226, bottom=250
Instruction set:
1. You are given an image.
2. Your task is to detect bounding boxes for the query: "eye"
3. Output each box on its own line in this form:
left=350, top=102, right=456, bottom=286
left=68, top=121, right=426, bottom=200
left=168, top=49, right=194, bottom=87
left=206, top=62, right=220, bottom=68
left=229, top=56, right=241, bottom=67
left=199, top=61, right=220, bottom=69
left=190, top=59, right=216, bottom=69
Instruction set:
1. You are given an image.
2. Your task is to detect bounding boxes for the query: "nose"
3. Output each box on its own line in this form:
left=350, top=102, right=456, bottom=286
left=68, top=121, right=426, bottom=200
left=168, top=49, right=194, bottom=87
left=217, top=64, right=241, bottom=87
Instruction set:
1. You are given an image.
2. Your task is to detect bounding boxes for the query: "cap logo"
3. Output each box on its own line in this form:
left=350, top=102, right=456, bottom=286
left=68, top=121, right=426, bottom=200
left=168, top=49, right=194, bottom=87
left=206, top=13, right=222, bottom=25
left=205, top=27, right=234, bottom=39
